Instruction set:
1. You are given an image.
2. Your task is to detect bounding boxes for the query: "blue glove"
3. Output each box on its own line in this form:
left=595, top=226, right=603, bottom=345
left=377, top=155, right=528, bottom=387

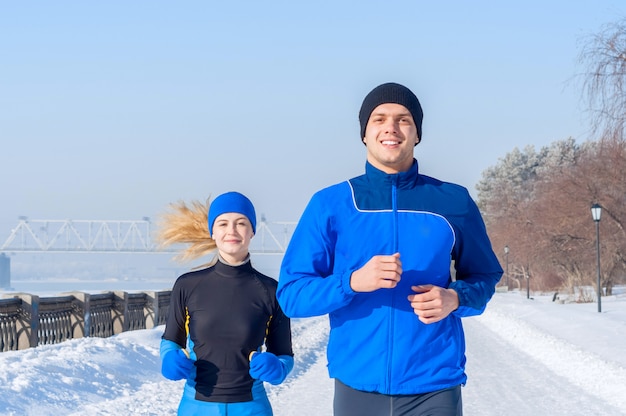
left=249, top=351, right=289, bottom=385
left=161, top=349, right=194, bottom=381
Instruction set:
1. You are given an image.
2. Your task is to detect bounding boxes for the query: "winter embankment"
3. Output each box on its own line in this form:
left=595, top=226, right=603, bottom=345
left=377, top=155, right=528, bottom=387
left=1, top=291, right=625, bottom=416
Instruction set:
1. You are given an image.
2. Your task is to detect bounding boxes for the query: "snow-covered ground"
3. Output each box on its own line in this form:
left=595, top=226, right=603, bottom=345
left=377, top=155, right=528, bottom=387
left=1, top=290, right=625, bottom=416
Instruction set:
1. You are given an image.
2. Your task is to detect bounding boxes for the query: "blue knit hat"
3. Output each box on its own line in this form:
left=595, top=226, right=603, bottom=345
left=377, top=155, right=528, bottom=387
left=208, top=192, right=256, bottom=236
left=358, top=82, right=423, bottom=144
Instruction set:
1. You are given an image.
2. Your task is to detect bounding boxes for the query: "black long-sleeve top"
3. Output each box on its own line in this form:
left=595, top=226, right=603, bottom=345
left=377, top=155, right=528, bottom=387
left=162, top=258, right=293, bottom=402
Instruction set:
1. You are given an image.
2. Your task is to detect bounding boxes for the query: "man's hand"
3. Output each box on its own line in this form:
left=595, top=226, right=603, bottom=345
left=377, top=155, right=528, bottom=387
left=407, top=285, right=459, bottom=324
left=350, top=253, right=402, bottom=292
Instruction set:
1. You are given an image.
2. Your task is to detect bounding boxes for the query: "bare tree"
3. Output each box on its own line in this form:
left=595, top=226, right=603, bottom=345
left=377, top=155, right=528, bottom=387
left=477, top=145, right=545, bottom=292
left=578, top=17, right=626, bottom=140
left=573, top=136, right=626, bottom=295
left=477, top=17, right=626, bottom=297
left=531, top=140, right=597, bottom=293
left=477, top=138, right=626, bottom=296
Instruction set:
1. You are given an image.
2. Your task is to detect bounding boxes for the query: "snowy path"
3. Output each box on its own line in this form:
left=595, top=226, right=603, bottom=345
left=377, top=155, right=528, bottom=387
left=266, top=316, right=334, bottom=415
left=464, top=315, right=625, bottom=415
left=3, top=292, right=626, bottom=415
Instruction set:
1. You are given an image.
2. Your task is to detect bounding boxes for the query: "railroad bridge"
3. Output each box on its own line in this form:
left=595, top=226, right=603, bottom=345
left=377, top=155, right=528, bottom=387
left=0, top=217, right=296, bottom=288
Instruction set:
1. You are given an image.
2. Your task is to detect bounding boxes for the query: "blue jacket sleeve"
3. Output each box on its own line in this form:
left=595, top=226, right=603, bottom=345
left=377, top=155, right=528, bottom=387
left=277, top=193, right=356, bottom=318
left=448, top=196, right=503, bottom=317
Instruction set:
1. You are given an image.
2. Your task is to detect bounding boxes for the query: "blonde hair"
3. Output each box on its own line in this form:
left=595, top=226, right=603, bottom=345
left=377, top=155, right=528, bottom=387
left=154, top=198, right=217, bottom=263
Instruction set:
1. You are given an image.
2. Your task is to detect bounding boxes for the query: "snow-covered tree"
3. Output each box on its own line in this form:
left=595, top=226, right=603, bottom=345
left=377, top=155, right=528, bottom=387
left=578, top=16, right=626, bottom=140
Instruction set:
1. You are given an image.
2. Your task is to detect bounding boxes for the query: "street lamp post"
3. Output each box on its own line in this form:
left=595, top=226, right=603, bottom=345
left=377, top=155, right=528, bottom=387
left=504, top=245, right=509, bottom=290
left=591, top=203, right=602, bottom=313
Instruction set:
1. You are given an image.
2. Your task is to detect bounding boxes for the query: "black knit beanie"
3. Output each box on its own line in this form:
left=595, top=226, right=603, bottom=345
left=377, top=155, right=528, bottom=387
left=358, top=82, right=423, bottom=144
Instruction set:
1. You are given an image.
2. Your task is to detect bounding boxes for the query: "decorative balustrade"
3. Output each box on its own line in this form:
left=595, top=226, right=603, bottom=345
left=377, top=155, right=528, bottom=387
left=0, top=290, right=172, bottom=352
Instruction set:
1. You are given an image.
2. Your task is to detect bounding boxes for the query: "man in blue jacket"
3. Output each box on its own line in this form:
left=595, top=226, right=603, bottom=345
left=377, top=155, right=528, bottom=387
left=277, top=82, right=503, bottom=416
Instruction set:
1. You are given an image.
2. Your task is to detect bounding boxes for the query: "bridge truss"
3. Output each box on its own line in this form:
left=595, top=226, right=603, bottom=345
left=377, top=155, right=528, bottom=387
left=0, top=218, right=297, bottom=255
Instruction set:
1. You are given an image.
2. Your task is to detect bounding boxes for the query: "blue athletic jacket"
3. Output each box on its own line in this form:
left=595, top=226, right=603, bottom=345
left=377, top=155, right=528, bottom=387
left=277, top=160, right=502, bottom=395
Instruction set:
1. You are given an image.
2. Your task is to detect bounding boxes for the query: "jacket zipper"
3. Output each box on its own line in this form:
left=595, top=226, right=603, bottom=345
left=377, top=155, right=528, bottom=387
left=386, top=176, right=399, bottom=393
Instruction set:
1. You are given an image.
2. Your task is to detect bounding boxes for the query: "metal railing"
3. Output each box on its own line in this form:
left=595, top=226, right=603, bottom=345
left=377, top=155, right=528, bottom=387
left=0, top=290, right=172, bottom=352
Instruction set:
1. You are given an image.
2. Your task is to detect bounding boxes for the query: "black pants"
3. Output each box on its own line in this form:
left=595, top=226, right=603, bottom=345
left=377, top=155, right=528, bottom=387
left=333, top=379, right=463, bottom=416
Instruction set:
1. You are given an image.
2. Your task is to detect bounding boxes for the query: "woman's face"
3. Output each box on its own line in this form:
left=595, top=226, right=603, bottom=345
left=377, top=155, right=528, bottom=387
left=211, top=212, right=254, bottom=264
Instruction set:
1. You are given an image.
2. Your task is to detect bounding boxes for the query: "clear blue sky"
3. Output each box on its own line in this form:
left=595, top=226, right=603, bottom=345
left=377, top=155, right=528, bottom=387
left=1, top=1, right=624, bottom=234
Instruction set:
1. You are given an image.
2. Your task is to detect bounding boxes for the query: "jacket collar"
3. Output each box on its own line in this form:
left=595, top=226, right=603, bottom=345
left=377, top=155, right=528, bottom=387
left=365, top=159, right=419, bottom=189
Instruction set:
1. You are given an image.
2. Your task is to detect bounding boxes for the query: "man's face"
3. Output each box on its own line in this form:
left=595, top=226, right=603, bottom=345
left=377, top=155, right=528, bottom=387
left=362, top=103, right=419, bottom=174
